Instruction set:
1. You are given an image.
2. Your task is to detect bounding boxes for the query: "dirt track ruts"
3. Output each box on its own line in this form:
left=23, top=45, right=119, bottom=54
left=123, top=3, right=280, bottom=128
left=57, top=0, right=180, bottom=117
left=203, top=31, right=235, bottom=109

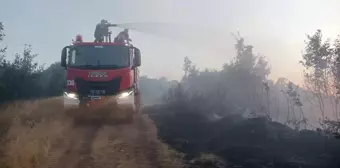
left=53, top=125, right=101, bottom=168
left=2, top=99, right=182, bottom=168
left=89, top=115, right=164, bottom=168
left=45, top=114, right=168, bottom=168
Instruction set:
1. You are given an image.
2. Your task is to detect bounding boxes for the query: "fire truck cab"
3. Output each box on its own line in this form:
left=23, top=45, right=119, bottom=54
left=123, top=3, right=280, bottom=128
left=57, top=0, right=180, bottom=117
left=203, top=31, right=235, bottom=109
left=61, top=34, right=141, bottom=111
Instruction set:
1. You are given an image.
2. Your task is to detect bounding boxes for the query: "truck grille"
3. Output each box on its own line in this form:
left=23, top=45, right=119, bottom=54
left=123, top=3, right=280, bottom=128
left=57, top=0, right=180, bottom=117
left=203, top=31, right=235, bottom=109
left=75, top=77, right=122, bottom=96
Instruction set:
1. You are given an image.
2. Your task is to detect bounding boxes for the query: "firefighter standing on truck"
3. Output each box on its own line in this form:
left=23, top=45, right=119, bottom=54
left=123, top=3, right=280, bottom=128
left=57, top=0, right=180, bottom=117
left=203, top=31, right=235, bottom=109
left=94, top=19, right=117, bottom=42
left=114, top=29, right=132, bottom=43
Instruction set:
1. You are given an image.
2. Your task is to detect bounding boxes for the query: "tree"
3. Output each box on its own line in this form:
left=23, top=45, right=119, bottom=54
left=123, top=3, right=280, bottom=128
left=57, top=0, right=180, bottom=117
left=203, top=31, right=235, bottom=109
left=283, top=82, right=306, bottom=130
left=231, top=32, right=257, bottom=72
left=254, top=55, right=271, bottom=80
left=332, top=36, right=340, bottom=120
left=0, top=22, right=44, bottom=104
left=0, top=45, right=44, bottom=103
left=182, top=56, right=192, bottom=78
left=0, top=22, right=6, bottom=61
left=40, top=62, right=65, bottom=97
left=300, top=29, right=333, bottom=121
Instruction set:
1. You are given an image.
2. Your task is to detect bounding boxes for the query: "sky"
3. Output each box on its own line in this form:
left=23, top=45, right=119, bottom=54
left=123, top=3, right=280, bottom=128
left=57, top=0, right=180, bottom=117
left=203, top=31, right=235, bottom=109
left=1, top=0, right=340, bottom=85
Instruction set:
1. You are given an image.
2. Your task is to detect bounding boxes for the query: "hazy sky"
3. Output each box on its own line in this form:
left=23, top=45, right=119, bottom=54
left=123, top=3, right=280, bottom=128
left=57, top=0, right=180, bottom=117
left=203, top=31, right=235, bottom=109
left=1, top=0, right=340, bottom=84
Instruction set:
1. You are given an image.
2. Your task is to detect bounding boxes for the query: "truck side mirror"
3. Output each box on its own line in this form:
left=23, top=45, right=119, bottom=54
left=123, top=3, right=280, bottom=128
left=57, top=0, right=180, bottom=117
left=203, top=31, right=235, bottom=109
left=61, top=46, right=69, bottom=68
left=133, top=48, right=141, bottom=67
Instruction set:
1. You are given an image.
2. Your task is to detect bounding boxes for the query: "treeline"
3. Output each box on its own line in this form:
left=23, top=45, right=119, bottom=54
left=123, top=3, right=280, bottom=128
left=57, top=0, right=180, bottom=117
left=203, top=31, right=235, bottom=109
left=145, top=31, right=340, bottom=168
left=158, top=31, right=340, bottom=132
left=0, top=23, right=63, bottom=103
left=2, top=20, right=340, bottom=130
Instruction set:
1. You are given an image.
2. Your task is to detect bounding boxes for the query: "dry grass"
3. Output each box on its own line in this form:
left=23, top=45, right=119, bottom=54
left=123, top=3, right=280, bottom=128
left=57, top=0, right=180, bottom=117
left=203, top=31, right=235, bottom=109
left=65, top=103, right=135, bottom=126
left=0, top=97, right=71, bottom=168
left=91, top=114, right=184, bottom=168
left=0, top=98, right=184, bottom=168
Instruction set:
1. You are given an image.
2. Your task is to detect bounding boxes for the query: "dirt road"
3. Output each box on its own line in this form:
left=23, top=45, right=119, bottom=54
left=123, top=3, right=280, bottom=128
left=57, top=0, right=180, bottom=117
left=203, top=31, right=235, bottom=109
left=0, top=98, right=182, bottom=168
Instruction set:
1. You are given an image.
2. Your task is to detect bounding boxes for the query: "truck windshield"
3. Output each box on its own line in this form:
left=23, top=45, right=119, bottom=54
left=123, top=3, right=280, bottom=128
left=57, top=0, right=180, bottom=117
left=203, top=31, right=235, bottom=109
left=68, top=45, right=130, bottom=69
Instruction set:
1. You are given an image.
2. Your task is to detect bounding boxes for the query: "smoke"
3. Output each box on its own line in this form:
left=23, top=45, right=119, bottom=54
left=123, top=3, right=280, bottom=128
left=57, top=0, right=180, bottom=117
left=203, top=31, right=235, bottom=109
left=116, top=22, right=197, bottom=40
left=115, top=22, right=233, bottom=55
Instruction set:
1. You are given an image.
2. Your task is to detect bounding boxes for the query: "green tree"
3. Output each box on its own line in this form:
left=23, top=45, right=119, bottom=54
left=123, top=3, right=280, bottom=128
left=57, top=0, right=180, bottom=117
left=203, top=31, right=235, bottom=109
left=0, top=22, right=6, bottom=61
left=231, top=32, right=257, bottom=72
left=300, top=29, right=333, bottom=121
left=0, top=22, right=44, bottom=103
left=40, top=62, right=66, bottom=97
left=331, top=36, right=340, bottom=120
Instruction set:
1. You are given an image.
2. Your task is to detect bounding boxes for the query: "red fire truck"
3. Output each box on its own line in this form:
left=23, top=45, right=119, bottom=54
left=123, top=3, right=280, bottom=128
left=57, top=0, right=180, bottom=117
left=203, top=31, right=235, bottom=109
left=61, top=32, right=141, bottom=113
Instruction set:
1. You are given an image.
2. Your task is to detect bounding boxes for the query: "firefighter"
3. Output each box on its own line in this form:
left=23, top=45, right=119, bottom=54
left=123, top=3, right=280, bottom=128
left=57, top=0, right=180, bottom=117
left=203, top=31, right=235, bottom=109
left=94, top=19, right=117, bottom=42
left=114, top=28, right=132, bottom=43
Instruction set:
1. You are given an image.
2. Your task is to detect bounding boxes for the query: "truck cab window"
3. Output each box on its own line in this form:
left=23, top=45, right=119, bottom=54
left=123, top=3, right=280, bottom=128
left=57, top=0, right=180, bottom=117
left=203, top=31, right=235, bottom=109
left=67, top=45, right=130, bottom=69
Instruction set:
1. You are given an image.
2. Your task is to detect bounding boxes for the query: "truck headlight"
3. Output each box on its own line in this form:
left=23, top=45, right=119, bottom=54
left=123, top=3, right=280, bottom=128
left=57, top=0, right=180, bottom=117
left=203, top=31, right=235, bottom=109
left=118, top=90, right=133, bottom=99
left=64, top=92, right=78, bottom=99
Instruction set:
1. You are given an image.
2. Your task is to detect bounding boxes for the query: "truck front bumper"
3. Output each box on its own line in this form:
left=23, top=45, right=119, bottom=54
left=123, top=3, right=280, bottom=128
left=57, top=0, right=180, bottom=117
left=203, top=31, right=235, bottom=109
left=63, top=90, right=135, bottom=110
